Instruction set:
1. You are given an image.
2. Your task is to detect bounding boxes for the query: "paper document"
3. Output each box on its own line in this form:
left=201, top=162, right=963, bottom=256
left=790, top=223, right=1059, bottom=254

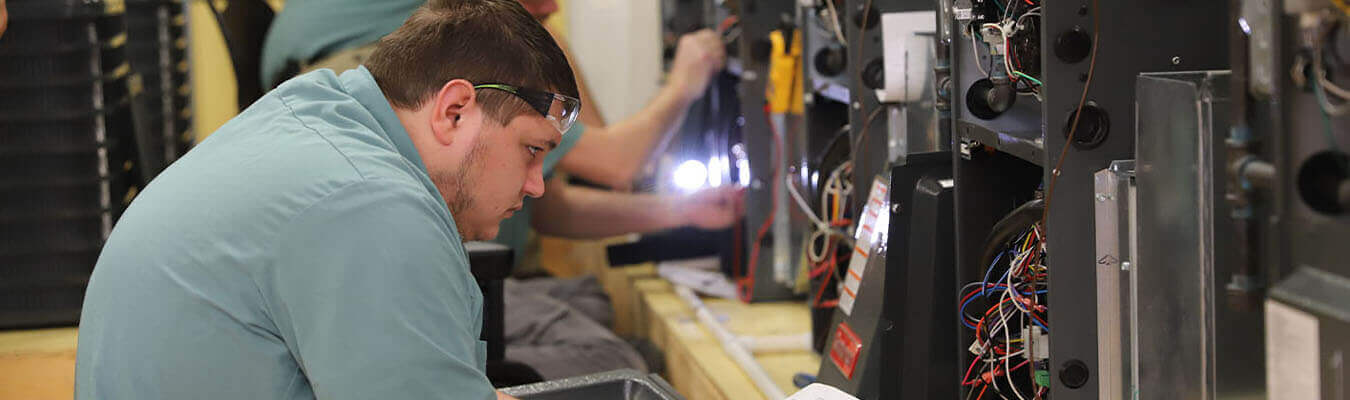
left=657, top=257, right=738, bottom=300
left=784, top=383, right=860, bottom=400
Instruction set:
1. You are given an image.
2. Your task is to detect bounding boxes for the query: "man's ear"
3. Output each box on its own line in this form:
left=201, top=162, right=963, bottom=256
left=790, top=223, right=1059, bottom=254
left=429, top=79, right=477, bottom=146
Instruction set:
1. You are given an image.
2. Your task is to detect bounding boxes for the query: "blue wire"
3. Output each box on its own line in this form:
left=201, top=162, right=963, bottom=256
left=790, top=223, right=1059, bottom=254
left=981, top=252, right=1004, bottom=299
left=1032, top=317, right=1051, bottom=333
left=964, top=247, right=1050, bottom=331
left=960, top=283, right=1048, bottom=330
left=966, top=237, right=1052, bottom=333
left=960, top=296, right=981, bottom=329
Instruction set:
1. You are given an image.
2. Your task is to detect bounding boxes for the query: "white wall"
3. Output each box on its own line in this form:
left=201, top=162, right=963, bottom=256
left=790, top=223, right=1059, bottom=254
left=565, top=1, right=663, bottom=122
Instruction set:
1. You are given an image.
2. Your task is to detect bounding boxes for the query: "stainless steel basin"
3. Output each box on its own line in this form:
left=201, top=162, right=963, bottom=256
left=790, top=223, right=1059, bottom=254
left=499, top=369, right=683, bottom=400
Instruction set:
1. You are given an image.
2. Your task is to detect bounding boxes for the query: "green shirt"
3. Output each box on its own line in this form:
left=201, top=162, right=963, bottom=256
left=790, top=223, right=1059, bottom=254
left=261, top=0, right=421, bottom=88
left=76, top=67, right=492, bottom=400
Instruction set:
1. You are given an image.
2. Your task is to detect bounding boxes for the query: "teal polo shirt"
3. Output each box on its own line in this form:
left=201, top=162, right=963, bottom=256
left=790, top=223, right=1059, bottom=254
left=262, top=0, right=585, bottom=269
left=76, top=67, right=493, bottom=399
left=261, top=0, right=420, bottom=88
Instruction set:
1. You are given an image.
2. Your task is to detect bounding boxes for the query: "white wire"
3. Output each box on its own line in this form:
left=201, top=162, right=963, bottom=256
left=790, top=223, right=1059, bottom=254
left=970, top=25, right=990, bottom=77
left=1000, top=290, right=1028, bottom=400
left=824, top=0, right=849, bottom=47
left=982, top=23, right=1016, bottom=79
left=787, top=175, right=834, bottom=233
left=1015, top=10, right=1041, bottom=33
left=803, top=161, right=856, bottom=262
left=1313, top=39, right=1350, bottom=116
left=993, top=349, right=1026, bottom=361
left=1319, top=72, right=1350, bottom=100
left=1315, top=22, right=1350, bottom=101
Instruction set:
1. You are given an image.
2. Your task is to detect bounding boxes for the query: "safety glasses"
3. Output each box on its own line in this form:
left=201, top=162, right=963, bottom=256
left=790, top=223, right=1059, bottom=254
left=473, top=83, right=581, bottom=134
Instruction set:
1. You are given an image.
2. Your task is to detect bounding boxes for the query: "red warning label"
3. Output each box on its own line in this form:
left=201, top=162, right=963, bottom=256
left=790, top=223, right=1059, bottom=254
left=829, top=322, right=863, bottom=379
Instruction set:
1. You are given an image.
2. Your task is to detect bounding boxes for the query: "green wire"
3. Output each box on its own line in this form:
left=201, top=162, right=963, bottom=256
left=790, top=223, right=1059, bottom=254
left=1013, top=71, right=1043, bottom=86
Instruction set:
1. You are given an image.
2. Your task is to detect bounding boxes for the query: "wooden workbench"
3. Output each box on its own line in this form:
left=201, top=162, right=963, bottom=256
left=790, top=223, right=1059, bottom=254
left=0, top=237, right=821, bottom=400
left=0, top=327, right=77, bottom=400
left=596, top=263, right=820, bottom=400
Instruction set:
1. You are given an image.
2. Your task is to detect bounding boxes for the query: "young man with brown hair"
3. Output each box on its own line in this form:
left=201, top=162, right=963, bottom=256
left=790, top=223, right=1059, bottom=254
left=76, top=1, right=571, bottom=398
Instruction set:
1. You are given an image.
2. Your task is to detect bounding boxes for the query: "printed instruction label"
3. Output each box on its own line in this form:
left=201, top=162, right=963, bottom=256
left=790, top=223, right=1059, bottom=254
left=1265, top=300, right=1321, bottom=400
left=837, top=177, right=889, bottom=316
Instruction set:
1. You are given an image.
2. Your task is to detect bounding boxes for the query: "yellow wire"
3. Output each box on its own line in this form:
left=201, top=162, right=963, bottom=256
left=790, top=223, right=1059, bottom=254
left=826, top=191, right=837, bottom=220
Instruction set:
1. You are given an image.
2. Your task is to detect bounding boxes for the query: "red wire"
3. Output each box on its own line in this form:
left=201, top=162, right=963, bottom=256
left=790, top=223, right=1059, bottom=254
left=718, top=15, right=740, bottom=33
left=1004, top=36, right=1017, bottom=82
left=810, top=249, right=836, bottom=308
left=742, top=105, right=782, bottom=303
left=976, top=384, right=989, bottom=400
left=962, top=351, right=983, bottom=385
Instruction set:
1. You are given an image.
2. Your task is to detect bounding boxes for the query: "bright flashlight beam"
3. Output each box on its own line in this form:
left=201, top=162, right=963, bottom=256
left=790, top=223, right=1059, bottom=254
left=673, top=160, right=708, bottom=191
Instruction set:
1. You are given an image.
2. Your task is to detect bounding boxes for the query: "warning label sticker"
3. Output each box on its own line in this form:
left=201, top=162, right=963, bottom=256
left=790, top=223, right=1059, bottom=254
left=837, top=177, right=889, bottom=316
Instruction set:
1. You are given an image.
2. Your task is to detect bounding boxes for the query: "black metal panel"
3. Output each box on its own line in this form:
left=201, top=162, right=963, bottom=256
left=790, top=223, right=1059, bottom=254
left=951, top=147, right=1042, bottom=395
left=1264, top=6, right=1350, bottom=289
left=882, top=153, right=956, bottom=399
left=0, top=0, right=140, bottom=329
left=467, top=241, right=513, bottom=363
left=1038, top=1, right=1229, bottom=394
left=816, top=152, right=951, bottom=399
left=1241, top=3, right=1350, bottom=397
left=738, top=0, right=801, bottom=302
left=1038, top=0, right=1229, bottom=393
left=845, top=0, right=938, bottom=211
left=946, top=0, right=1230, bottom=396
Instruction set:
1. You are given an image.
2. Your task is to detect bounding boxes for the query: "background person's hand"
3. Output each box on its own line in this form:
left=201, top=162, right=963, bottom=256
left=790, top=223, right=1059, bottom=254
left=666, top=29, right=726, bottom=102
left=496, top=391, right=519, bottom=400
left=673, top=185, right=745, bottom=230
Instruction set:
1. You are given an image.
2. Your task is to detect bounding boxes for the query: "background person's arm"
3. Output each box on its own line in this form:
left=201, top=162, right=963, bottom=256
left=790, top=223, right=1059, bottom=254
left=531, top=176, right=743, bottom=239
left=556, top=29, right=725, bottom=190
left=547, top=26, right=607, bottom=128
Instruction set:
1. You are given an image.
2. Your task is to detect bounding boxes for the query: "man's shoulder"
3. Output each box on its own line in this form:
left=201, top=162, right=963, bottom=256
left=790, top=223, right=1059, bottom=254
left=253, top=71, right=424, bottom=184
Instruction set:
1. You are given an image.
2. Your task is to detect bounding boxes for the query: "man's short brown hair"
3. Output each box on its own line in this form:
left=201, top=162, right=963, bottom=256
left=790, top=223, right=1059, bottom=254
left=365, top=0, right=579, bottom=126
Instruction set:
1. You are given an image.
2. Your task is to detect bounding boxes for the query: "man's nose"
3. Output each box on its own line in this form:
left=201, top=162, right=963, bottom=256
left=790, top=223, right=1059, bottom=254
left=522, top=165, right=545, bottom=198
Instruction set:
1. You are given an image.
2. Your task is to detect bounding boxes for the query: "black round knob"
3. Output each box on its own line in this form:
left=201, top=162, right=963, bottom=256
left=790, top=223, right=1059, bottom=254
left=1055, top=28, right=1093, bottom=64
left=985, top=83, right=1015, bottom=113
left=1297, top=150, right=1350, bottom=215
left=862, top=58, right=885, bottom=89
left=1063, top=102, right=1110, bottom=149
left=1060, top=359, right=1090, bottom=389
left=965, top=78, right=1016, bottom=120
left=813, top=47, right=847, bottom=77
